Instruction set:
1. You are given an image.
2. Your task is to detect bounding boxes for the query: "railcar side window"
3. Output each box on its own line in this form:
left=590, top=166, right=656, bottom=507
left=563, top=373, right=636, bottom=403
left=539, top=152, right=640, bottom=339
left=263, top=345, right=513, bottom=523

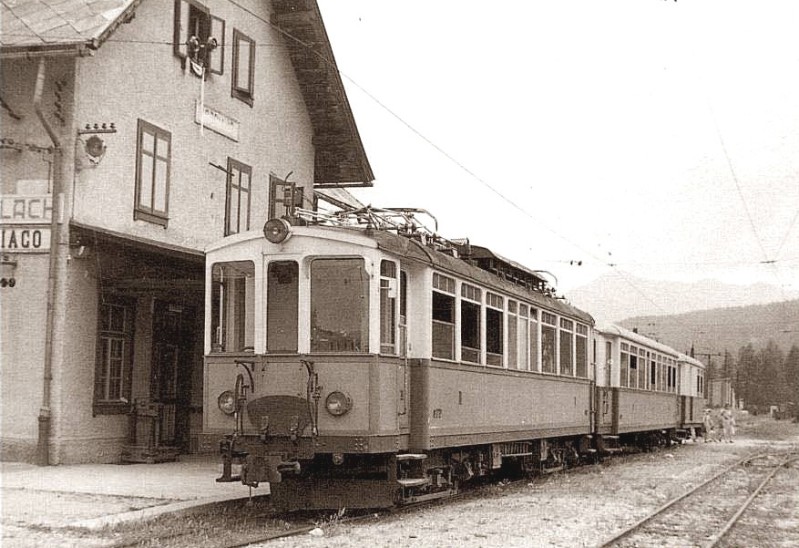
left=518, top=304, right=530, bottom=371
left=432, top=273, right=456, bottom=360
left=575, top=324, right=588, bottom=378
left=541, top=311, right=556, bottom=374
left=507, top=300, right=518, bottom=369
left=559, top=318, right=574, bottom=376
left=380, top=260, right=397, bottom=354
left=529, top=308, right=539, bottom=372
left=638, top=349, right=647, bottom=389
left=486, top=292, right=503, bottom=366
left=211, top=261, right=255, bottom=352
left=621, top=350, right=630, bottom=387
left=461, top=283, right=482, bottom=364
left=310, top=258, right=369, bottom=352
left=267, top=261, right=298, bottom=352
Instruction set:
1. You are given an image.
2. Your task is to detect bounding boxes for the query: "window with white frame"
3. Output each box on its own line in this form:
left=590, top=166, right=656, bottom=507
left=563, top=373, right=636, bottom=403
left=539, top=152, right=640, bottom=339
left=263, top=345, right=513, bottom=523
left=529, top=307, right=540, bottom=371
left=173, top=0, right=224, bottom=73
left=380, top=260, right=398, bottom=354
left=134, top=119, right=171, bottom=226
left=486, top=292, right=503, bottom=366
left=541, top=311, right=556, bottom=373
left=94, top=297, right=134, bottom=414
left=638, top=349, right=647, bottom=389
left=575, top=323, right=588, bottom=377
left=518, top=304, right=530, bottom=371
left=507, top=300, right=518, bottom=369
left=432, top=273, right=456, bottom=360
left=232, top=29, right=255, bottom=105
left=460, top=283, right=481, bottom=364
left=225, top=158, right=251, bottom=236
left=559, top=318, right=574, bottom=376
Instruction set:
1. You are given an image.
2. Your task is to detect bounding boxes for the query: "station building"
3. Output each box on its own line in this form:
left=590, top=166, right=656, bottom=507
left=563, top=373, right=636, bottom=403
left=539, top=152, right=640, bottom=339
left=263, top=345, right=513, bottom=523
left=1, top=0, right=373, bottom=464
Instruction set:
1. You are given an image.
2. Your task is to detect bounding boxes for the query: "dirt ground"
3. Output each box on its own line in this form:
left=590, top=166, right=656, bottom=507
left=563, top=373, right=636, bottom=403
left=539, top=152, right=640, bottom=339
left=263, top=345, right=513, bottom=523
left=3, top=414, right=798, bottom=548
left=268, top=415, right=799, bottom=548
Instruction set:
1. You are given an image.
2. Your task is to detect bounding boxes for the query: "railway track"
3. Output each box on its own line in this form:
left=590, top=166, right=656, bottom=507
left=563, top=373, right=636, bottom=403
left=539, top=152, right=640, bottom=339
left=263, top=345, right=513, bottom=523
left=599, top=451, right=799, bottom=548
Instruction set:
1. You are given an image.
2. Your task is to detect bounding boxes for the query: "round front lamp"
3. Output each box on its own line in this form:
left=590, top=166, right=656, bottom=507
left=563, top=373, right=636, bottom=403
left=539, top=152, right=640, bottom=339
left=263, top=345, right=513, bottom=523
left=217, top=390, right=236, bottom=415
left=263, top=218, right=291, bottom=243
left=325, top=391, right=352, bottom=417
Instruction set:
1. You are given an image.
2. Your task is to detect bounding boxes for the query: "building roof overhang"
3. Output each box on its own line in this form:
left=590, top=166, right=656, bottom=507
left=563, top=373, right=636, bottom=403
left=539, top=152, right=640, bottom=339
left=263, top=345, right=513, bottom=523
left=271, top=0, right=374, bottom=188
left=0, top=0, right=142, bottom=59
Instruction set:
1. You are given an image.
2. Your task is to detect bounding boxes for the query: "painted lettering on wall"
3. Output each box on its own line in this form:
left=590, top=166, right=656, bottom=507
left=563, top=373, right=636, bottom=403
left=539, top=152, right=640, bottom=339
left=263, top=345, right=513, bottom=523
left=0, top=195, right=53, bottom=224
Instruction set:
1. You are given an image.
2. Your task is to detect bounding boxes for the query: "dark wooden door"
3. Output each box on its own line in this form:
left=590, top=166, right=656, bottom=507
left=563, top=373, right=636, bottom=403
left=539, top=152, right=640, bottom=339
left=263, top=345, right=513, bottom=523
left=151, top=300, right=194, bottom=450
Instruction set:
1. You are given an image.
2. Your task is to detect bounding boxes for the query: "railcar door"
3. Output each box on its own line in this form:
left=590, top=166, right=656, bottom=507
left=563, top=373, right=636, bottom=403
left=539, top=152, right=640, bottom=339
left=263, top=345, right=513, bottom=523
left=398, top=271, right=410, bottom=432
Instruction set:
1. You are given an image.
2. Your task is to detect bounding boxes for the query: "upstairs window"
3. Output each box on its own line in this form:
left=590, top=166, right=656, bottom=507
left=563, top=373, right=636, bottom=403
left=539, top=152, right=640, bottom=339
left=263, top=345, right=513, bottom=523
left=224, top=158, right=251, bottom=236
left=174, top=1, right=223, bottom=73
left=232, top=29, right=255, bottom=106
left=134, top=120, right=171, bottom=226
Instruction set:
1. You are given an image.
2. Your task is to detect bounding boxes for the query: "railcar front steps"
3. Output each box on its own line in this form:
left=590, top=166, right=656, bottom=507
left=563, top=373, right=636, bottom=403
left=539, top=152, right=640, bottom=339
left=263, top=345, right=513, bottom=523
left=396, top=453, right=457, bottom=505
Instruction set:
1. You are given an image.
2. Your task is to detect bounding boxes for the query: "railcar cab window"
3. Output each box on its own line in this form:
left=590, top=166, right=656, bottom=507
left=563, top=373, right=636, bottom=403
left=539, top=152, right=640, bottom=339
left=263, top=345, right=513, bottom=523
left=380, top=260, right=398, bottom=354
left=486, top=292, right=503, bottom=366
left=432, top=273, right=456, bottom=360
left=310, top=258, right=369, bottom=352
left=267, top=261, right=298, bottom=352
left=211, top=261, right=254, bottom=353
left=541, top=311, right=557, bottom=373
left=460, top=283, right=482, bottom=364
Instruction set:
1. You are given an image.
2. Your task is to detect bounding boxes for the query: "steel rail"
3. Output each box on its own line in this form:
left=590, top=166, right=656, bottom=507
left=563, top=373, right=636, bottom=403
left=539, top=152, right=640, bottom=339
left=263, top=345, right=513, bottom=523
left=705, top=454, right=799, bottom=548
left=597, top=452, right=770, bottom=548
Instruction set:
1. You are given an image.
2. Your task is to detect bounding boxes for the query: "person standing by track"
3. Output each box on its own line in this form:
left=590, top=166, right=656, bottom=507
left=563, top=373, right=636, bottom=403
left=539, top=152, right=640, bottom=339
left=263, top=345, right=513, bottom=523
left=703, top=409, right=717, bottom=442
left=721, top=404, right=736, bottom=443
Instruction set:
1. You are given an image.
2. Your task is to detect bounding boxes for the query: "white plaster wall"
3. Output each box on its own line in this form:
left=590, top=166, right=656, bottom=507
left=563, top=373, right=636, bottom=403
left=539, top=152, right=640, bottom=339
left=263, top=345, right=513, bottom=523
left=71, top=0, right=315, bottom=251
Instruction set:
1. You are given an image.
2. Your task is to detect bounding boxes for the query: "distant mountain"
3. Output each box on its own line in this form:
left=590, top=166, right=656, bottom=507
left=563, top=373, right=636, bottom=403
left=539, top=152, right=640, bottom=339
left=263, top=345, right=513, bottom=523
left=565, top=273, right=799, bottom=324
left=616, top=300, right=799, bottom=358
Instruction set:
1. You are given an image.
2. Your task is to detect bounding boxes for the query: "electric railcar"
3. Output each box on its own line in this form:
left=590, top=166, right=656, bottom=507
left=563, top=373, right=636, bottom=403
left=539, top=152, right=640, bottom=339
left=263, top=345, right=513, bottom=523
left=204, top=211, right=705, bottom=510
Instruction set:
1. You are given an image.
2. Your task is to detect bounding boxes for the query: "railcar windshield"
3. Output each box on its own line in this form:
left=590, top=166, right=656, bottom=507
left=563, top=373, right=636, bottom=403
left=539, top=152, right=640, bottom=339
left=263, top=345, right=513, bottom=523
left=211, top=261, right=255, bottom=352
left=310, top=258, right=369, bottom=352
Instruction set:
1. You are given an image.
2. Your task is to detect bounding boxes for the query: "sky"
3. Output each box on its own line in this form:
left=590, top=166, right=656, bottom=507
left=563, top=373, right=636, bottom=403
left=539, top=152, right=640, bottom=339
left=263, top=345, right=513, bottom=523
left=316, top=0, right=799, bottom=296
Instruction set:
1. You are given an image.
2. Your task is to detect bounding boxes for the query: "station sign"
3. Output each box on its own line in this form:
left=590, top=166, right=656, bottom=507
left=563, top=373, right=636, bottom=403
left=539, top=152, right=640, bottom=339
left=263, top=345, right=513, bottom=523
left=1, top=226, right=51, bottom=252
left=0, top=195, right=53, bottom=253
left=0, top=195, right=52, bottom=224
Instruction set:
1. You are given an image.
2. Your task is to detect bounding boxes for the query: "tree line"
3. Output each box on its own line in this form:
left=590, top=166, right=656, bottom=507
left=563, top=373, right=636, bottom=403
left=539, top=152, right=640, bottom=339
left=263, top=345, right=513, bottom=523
left=708, top=341, right=799, bottom=414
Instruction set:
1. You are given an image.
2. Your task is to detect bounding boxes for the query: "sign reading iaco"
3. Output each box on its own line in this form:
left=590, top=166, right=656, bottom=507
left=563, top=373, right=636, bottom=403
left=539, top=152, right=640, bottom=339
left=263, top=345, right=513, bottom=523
left=0, top=195, right=52, bottom=253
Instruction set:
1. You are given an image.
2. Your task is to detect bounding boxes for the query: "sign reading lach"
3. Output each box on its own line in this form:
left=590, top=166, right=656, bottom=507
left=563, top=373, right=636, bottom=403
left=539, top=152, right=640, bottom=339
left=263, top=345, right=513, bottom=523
left=0, top=195, right=52, bottom=253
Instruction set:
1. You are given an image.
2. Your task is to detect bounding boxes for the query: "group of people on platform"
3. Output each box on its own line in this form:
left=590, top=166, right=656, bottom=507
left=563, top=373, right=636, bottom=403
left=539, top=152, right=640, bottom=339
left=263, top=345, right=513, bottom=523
left=703, top=404, right=736, bottom=443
